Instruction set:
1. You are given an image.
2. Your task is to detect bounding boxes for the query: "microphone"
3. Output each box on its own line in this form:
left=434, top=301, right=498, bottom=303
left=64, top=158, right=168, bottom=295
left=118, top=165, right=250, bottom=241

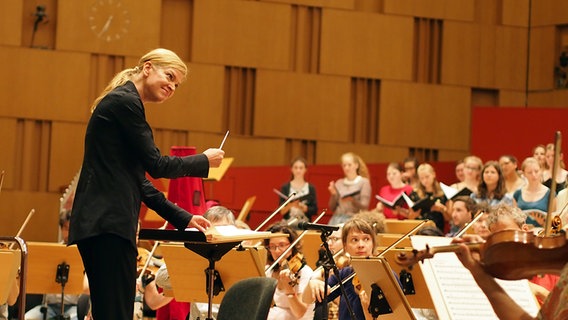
left=296, top=221, right=339, bottom=232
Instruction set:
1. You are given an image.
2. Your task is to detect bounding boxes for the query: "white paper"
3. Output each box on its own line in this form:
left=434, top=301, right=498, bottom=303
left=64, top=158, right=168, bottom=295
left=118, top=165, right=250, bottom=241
left=409, top=235, right=539, bottom=320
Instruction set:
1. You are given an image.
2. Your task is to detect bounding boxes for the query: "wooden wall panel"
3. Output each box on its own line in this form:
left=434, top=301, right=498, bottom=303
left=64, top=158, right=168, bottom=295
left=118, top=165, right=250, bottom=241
left=531, top=0, right=568, bottom=26
left=320, top=10, right=413, bottom=80
left=192, top=132, right=288, bottom=166
left=383, top=0, right=475, bottom=22
left=528, top=26, right=555, bottom=90
left=442, top=23, right=528, bottom=90
left=441, top=22, right=480, bottom=86
left=161, top=0, right=193, bottom=62
left=379, top=81, right=470, bottom=150
left=0, top=47, right=91, bottom=121
left=49, top=122, right=85, bottom=193
left=290, top=6, right=321, bottom=73
left=499, top=90, right=527, bottom=106
left=495, top=26, right=528, bottom=90
left=0, top=191, right=60, bottom=242
left=474, top=0, right=501, bottom=25
left=262, top=0, right=354, bottom=10
left=17, top=120, right=50, bottom=191
left=144, top=63, right=225, bottom=133
left=501, top=0, right=529, bottom=27
left=0, top=0, right=23, bottom=46
left=0, top=118, right=18, bottom=190
left=528, top=90, right=568, bottom=108
left=22, top=0, right=58, bottom=49
left=478, top=24, right=497, bottom=87
left=315, top=141, right=409, bottom=165
left=192, top=0, right=291, bottom=70
left=253, top=70, right=351, bottom=141
left=56, top=0, right=161, bottom=56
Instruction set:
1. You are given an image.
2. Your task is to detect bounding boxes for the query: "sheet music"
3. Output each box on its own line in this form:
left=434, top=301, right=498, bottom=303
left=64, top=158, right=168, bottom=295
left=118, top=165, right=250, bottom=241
left=410, top=236, right=539, bottom=320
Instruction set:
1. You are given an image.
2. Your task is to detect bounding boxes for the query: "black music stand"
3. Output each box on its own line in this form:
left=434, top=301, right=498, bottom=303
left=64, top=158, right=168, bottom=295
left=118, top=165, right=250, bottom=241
left=139, top=228, right=278, bottom=320
left=184, top=241, right=240, bottom=320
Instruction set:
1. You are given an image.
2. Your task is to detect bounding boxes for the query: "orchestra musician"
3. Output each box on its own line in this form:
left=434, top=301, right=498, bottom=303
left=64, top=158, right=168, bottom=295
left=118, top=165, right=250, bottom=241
left=303, top=218, right=380, bottom=320
left=68, top=48, right=221, bottom=320
left=264, top=222, right=315, bottom=320
left=453, top=204, right=567, bottom=319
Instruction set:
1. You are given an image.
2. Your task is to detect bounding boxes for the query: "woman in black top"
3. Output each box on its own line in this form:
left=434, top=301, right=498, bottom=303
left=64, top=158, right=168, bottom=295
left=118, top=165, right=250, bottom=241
left=69, top=48, right=224, bottom=320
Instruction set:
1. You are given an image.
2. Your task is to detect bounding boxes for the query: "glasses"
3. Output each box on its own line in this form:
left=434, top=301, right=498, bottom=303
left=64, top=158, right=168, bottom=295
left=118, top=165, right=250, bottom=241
left=465, top=166, right=480, bottom=171
left=327, top=236, right=342, bottom=243
left=404, top=166, right=415, bottom=171
left=266, top=242, right=290, bottom=252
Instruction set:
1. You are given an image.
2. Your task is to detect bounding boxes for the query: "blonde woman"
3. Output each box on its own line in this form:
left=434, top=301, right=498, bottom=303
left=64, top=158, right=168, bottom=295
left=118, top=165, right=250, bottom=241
left=513, top=157, right=556, bottom=228
left=409, top=163, right=448, bottom=232
left=542, top=143, right=568, bottom=193
left=327, top=152, right=372, bottom=225
left=451, top=155, right=483, bottom=194
left=69, top=48, right=222, bottom=319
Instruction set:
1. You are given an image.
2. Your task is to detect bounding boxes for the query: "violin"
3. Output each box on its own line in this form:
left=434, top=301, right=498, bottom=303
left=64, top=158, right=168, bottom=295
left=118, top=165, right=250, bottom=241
left=276, top=252, right=306, bottom=287
left=395, top=229, right=568, bottom=280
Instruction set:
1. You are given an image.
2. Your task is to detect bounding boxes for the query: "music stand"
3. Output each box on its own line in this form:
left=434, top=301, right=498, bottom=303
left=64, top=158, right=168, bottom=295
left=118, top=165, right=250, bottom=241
left=384, top=219, right=431, bottom=234
left=297, top=231, right=323, bottom=269
left=160, top=244, right=265, bottom=302
left=376, top=247, right=434, bottom=309
left=350, top=257, right=415, bottom=320
left=26, top=242, right=84, bottom=320
left=139, top=228, right=282, bottom=320
left=0, top=250, right=20, bottom=305
left=0, top=236, right=27, bottom=320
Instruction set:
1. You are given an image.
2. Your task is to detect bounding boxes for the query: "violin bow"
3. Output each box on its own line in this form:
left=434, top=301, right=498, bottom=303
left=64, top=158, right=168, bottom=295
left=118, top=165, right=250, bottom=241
left=265, top=210, right=326, bottom=273
left=255, top=192, right=297, bottom=231
left=545, top=131, right=561, bottom=237
left=378, top=219, right=428, bottom=258
left=137, top=221, right=168, bottom=282
left=455, top=210, right=485, bottom=238
left=9, top=209, right=35, bottom=250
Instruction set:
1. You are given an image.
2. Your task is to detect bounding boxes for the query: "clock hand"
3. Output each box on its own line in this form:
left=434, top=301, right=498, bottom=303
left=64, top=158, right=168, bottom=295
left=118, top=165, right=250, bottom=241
left=98, top=15, right=114, bottom=37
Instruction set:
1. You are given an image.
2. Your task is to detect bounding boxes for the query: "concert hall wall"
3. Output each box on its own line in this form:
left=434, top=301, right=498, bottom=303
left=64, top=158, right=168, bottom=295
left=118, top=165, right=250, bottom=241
left=0, top=0, right=567, bottom=240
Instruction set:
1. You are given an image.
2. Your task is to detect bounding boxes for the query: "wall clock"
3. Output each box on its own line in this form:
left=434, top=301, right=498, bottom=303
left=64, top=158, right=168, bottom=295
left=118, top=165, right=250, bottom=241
left=88, top=0, right=130, bottom=42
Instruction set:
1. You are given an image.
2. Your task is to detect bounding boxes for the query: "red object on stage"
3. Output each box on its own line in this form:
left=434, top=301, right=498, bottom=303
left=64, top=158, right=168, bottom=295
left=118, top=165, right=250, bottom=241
left=167, top=146, right=207, bottom=222
left=157, top=146, right=206, bottom=320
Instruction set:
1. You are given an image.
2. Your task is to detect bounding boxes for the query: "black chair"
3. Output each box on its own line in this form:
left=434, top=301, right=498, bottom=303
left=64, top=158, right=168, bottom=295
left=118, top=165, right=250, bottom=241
left=216, top=277, right=277, bottom=320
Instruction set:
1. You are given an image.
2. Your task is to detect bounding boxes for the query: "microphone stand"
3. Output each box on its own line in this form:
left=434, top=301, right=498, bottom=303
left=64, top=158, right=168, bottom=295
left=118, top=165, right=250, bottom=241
left=318, top=230, right=356, bottom=320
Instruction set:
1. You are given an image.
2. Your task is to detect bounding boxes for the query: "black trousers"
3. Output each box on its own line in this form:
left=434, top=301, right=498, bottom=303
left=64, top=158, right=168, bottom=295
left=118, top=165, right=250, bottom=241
left=77, top=233, right=137, bottom=320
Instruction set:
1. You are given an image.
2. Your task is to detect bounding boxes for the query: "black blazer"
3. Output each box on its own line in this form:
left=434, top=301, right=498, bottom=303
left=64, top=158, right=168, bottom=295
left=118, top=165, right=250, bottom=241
left=69, top=81, right=209, bottom=249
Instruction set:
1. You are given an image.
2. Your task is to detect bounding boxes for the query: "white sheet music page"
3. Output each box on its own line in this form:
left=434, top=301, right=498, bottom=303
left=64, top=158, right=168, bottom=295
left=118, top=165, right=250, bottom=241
left=409, top=235, right=539, bottom=320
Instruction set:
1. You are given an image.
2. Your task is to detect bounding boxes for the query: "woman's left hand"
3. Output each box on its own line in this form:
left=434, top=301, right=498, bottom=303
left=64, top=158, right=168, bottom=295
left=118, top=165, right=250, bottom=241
left=189, top=215, right=211, bottom=232
left=278, top=269, right=295, bottom=292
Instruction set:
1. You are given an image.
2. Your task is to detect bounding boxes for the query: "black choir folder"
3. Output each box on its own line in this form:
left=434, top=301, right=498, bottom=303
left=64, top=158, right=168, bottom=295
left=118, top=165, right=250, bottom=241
left=341, top=189, right=361, bottom=199
left=375, top=193, right=411, bottom=209
left=401, top=193, right=437, bottom=212
left=439, top=182, right=473, bottom=200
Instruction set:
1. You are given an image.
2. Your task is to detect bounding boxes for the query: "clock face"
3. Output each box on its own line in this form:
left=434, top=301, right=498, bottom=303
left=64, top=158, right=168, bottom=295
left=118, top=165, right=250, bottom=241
left=88, top=0, right=130, bottom=42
